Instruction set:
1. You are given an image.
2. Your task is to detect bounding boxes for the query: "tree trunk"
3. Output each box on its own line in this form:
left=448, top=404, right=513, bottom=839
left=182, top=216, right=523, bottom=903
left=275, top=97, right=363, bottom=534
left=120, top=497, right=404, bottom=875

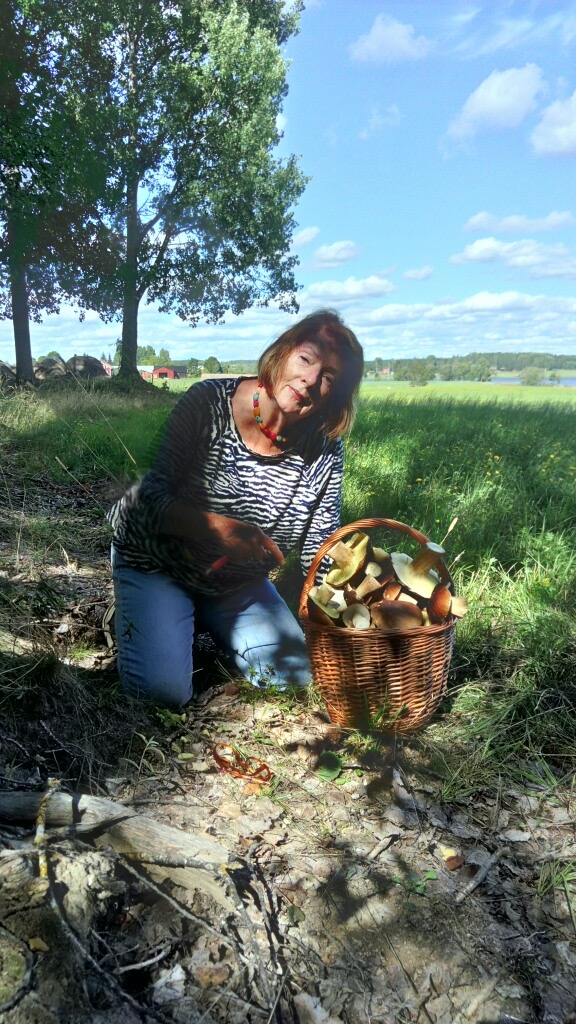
left=118, top=29, right=143, bottom=383
left=118, top=166, right=141, bottom=379
left=8, top=212, right=35, bottom=384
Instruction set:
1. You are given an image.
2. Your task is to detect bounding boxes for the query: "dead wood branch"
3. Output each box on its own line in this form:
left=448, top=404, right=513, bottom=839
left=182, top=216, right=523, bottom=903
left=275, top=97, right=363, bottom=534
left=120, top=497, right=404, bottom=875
left=455, top=846, right=511, bottom=905
left=0, top=789, right=235, bottom=911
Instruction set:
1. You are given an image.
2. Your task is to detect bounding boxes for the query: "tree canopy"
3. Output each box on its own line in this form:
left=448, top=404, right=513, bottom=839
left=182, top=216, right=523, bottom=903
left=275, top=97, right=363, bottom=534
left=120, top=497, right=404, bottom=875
left=0, top=0, right=119, bottom=380
left=1, top=0, right=307, bottom=382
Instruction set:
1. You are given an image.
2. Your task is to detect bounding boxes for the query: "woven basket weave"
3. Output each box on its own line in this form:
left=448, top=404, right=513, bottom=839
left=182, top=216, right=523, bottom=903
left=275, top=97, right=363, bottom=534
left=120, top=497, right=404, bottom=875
left=299, top=518, right=457, bottom=733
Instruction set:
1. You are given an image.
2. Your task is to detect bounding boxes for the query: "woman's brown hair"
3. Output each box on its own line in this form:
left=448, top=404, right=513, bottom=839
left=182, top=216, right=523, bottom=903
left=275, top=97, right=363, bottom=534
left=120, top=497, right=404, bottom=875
left=257, top=309, right=364, bottom=439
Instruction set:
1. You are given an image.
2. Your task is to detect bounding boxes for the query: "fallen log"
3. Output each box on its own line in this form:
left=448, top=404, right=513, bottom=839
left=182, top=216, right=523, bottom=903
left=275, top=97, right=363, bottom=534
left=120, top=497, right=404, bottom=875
left=0, top=789, right=234, bottom=911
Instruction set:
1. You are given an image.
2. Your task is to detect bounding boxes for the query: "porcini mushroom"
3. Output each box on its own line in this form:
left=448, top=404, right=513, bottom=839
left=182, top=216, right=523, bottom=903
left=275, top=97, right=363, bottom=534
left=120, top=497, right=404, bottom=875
left=354, top=574, right=384, bottom=601
left=342, top=603, right=371, bottom=629
left=390, top=542, right=445, bottom=600
left=428, top=583, right=453, bottom=624
left=325, top=532, right=370, bottom=587
left=364, top=561, right=383, bottom=578
left=450, top=595, right=469, bottom=618
left=371, top=600, right=424, bottom=630
left=308, top=583, right=347, bottom=626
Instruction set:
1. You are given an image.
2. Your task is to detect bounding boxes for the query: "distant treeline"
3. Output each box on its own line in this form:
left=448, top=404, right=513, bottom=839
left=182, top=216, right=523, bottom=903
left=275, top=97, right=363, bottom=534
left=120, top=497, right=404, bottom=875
left=366, top=352, right=576, bottom=382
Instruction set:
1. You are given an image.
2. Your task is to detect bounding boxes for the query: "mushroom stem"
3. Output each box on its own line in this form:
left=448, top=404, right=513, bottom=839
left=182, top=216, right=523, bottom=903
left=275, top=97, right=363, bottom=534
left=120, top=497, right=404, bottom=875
left=411, top=542, right=446, bottom=574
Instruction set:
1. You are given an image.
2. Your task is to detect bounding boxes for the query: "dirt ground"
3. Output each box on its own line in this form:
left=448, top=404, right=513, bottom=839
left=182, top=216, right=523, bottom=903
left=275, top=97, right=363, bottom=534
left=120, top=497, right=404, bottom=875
left=1, top=473, right=576, bottom=1024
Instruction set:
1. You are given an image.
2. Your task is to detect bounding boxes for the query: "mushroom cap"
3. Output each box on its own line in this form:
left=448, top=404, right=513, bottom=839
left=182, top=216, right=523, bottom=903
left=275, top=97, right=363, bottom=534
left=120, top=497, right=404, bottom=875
left=381, top=580, right=402, bottom=601
left=450, top=594, right=469, bottom=618
left=342, top=603, right=371, bottom=629
left=390, top=551, right=441, bottom=599
left=325, top=532, right=370, bottom=587
left=308, top=583, right=347, bottom=624
left=428, top=583, right=452, bottom=624
left=371, top=600, right=424, bottom=631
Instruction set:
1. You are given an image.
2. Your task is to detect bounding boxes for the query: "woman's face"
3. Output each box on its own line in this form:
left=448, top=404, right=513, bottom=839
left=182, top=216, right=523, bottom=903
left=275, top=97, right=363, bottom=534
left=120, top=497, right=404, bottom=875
left=271, top=341, right=343, bottom=423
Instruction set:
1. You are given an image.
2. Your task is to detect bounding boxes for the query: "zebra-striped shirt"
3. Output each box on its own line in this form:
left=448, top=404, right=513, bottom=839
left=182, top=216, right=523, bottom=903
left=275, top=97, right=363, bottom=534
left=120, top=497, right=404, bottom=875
left=110, top=377, right=343, bottom=595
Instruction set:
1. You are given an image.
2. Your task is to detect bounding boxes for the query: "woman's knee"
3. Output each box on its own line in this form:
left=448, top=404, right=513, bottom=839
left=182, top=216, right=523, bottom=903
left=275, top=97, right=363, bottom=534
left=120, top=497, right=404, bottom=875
left=112, top=549, right=195, bottom=706
left=115, top=637, right=193, bottom=707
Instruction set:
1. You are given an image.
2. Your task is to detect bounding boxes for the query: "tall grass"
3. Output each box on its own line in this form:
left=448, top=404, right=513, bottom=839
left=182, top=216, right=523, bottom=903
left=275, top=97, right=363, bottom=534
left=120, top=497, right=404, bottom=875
left=2, top=379, right=576, bottom=795
left=343, top=393, right=576, bottom=789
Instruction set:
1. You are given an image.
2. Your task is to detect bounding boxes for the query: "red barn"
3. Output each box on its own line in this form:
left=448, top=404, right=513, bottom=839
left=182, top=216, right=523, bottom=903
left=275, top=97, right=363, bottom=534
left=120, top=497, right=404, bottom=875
left=152, top=365, right=187, bottom=380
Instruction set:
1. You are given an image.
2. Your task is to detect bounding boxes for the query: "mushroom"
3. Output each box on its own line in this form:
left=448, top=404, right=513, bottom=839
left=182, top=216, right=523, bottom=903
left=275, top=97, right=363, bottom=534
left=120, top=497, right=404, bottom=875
left=450, top=595, right=469, bottom=619
left=325, top=532, right=370, bottom=587
left=390, top=542, right=445, bottom=600
left=428, top=583, right=453, bottom=624
left=342, top=603, right=371, bottom=629
left=364, top=561, right=383, bottom=578
left=371, top=600, right=424, bottom=630
left=354, top=574, right=384, bottom=601
left=381, top=580, right=403, bottom=601
left=308, top=582, right=347, bottom=626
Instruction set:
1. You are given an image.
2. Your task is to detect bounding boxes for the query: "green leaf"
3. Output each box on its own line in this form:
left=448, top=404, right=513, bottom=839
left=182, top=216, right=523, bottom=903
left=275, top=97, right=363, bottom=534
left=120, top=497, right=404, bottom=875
left=316, top=751, right=343, bottom=782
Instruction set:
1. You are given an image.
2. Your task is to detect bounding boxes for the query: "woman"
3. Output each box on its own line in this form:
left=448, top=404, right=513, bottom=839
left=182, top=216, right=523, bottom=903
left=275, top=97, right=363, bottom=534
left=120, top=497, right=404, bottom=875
left=109, top=309, right=364, bottom=706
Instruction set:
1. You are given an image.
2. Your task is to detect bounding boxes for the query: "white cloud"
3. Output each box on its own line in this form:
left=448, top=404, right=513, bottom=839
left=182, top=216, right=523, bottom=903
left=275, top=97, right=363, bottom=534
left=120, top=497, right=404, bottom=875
left=305, top=275, right=396, bottom=302
left=291, top=226, right=320, bottom=249
left=358, top=104, right=401, bottom=140
left=349, top=14, right=433, bottom=64
left=447, top=64, right=544, bottom=139
left=465, top=210, right=576, bottom=233
left=448, top=11, right=576, bottom=58
left=6, top=289, right=576, bottom=364
left=530, top=90, right=576, bottom=155
left=404, top=266, right=433, bottom=280
left=351, top=292, right=576, bottom=359
left=451, top=236, right=576, bottom=278
left=276, top=113, right=287, bottom=134
left=312, top=240, right=360, bottom=269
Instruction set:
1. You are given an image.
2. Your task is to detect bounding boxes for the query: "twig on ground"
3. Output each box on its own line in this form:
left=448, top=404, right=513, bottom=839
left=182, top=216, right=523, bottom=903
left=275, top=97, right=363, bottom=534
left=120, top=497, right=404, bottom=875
left=462, top=974, right=500, bottom=1018
left=265, top=973, right=287, bottom=1024
left=367, top=835, right=396, bottom=861
left=562, top=877, right=576, bottom=936
left=532, top=846, right=576, bottom=863
left=455, top=846, right=510, bottom=905
left=34, top=777, right=61, bottom=878
left=0, top=730, right=31, bottom=756
left=119, top=858, right=238, bottom=951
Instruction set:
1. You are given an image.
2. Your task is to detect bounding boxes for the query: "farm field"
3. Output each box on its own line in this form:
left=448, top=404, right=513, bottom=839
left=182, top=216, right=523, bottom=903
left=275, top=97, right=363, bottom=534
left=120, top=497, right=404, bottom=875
left=160, top=373, right=576, bottom=404
left=1, top=380, right=576, bottom=1023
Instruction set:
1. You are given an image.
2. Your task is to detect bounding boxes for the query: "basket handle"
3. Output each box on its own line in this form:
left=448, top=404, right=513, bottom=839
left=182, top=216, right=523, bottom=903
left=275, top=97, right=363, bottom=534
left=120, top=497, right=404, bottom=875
left=299, top=517, right=453, bottom=618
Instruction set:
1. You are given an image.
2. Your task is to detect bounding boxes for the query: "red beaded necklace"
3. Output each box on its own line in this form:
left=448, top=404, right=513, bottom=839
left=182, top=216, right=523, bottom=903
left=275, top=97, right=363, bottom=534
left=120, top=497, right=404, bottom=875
left=252, top=384, right=287, bottom=444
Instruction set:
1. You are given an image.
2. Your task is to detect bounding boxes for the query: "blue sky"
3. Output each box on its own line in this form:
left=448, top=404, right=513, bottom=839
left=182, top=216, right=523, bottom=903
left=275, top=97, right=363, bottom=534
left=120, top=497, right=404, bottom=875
left=3, top=0, right=576, bottom=366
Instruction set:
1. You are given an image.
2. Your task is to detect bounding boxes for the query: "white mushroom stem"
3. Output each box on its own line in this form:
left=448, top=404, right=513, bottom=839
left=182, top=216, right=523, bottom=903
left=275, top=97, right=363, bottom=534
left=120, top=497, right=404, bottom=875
left=342, top=603, right=371, bottom=629
left=364, top=561, right=383, bottom=578
left=411, top=542, right=446, bottom=574
left=326, top=540, right=356, bottom=570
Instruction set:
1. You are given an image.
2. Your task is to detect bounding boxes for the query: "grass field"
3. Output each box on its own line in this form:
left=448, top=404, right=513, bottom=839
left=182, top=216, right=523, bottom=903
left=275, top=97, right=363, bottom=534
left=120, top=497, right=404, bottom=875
left=1, top=377, right=575, bottom=797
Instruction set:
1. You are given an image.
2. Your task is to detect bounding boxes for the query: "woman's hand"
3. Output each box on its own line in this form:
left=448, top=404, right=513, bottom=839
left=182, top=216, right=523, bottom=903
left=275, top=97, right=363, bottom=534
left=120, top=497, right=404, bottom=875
left=204, top=513, right=285, bottom=568
left=161, top=503, right=284, bottom=568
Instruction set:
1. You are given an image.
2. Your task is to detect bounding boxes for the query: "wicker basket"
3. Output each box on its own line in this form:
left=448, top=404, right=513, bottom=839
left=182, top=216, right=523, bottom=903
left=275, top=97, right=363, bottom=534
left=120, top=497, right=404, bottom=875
left=299, top=518, right=457, bottom=733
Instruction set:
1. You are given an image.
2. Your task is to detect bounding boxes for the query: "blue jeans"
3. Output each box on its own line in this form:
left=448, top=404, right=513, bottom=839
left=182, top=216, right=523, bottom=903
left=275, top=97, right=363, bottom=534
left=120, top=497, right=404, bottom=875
left=111, top=546, right=311, bottom=706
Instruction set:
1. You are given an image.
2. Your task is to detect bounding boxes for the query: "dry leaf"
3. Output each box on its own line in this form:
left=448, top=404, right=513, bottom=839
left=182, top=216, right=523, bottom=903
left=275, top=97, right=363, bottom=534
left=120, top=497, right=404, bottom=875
left=242, top=782, right=262, bottom=796
left=28, top=936, right=49, bottom=952
left=445, top=855, right=466, bottom=871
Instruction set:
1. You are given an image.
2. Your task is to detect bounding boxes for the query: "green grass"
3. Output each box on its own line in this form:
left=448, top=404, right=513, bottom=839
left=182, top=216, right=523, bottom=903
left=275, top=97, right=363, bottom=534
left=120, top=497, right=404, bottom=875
left=2, top=377, right=576, bottom=800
